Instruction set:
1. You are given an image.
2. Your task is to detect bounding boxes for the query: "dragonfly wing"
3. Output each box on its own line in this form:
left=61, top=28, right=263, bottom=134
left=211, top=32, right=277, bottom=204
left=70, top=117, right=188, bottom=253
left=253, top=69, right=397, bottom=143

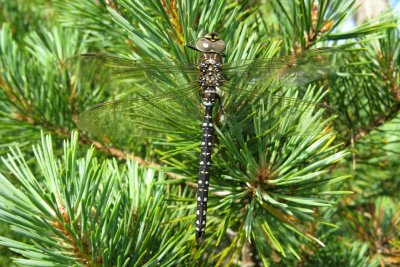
left=77, top=82, right=203, bottom=140
left=67, top=54, right=199, bottom=95
left=223, top=48, right=342, bottom=87
left=220, top=83, right=342, bottom=137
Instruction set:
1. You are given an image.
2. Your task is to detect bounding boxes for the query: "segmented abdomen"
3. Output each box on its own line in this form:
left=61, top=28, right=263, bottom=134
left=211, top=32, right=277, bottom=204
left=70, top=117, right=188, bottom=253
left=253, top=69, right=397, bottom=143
left=195, top=105, right=213, bottom=243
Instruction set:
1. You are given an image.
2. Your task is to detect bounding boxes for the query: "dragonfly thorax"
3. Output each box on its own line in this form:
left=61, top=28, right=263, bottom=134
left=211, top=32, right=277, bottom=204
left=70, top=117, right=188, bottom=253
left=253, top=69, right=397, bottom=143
left=199, top=53, right=223, bottom=107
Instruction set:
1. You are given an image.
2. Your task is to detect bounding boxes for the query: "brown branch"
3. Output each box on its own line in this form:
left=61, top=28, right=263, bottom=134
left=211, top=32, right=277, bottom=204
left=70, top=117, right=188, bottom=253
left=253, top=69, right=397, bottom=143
left=241, top=239, right=256, bottom=267
left=161, top=0, right=184, bottom=45
left=386, top=56, right=400, bottom=101
left=77, top=133, right=183, bottom=179
left=52, top=206, right=103, bottom=266
left=1, top=74, right=185, bottom=180
left=346, top=98, right=400, bottom=147
left=0, top=77, right=33, bottom=114
left=299, top=1, right=335, bottom=51
left=10, top=109, right=184, bottom=180
left=344, top=49, right=400, bottom=147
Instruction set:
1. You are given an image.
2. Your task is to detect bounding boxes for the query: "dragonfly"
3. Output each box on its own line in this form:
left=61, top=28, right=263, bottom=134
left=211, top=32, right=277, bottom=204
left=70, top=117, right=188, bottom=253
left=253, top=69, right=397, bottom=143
left=69, top=32, right=342, bottom=244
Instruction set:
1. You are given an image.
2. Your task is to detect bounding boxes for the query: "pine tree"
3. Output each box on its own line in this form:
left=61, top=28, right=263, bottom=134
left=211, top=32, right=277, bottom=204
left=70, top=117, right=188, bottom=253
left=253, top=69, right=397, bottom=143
left=0, top=0, right=399, bottom=266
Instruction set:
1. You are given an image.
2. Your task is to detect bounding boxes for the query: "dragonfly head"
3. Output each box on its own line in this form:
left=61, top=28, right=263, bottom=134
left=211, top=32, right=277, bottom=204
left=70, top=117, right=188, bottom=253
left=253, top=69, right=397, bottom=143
left=204, top=32, right=220, bottom=41
left=195, top=32, right=226, bottom=54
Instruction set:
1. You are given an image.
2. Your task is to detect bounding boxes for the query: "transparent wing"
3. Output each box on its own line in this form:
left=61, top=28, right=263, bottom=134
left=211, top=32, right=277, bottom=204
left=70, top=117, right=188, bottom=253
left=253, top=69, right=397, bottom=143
left=223, top=48, right=342, bottom=87
left=219, top=81, right=344, bottom=137
left=77, top=82, right=203, bottom=140
left=67, top=53, right=199, bottom=95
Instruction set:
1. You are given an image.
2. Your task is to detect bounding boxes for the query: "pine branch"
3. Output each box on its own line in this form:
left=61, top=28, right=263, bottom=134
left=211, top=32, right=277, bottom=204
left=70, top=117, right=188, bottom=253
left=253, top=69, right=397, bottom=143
left=349, top=102, right=400, bottom=145
left=0, top=132, right=192, bottom=266
left=0, top=0, right=52, bottom=41
left=0, top=0, right=399, bottom=265
left=0, top=23, right=162, bottom=172
left=340, top=197, right=400, bottom=266
left=343, top=27, right=400, bottom=146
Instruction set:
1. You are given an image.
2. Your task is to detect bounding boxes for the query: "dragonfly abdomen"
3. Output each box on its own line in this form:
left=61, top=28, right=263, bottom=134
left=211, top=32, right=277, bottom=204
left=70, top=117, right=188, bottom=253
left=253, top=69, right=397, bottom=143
left=196, top=105, right=214, bottom=243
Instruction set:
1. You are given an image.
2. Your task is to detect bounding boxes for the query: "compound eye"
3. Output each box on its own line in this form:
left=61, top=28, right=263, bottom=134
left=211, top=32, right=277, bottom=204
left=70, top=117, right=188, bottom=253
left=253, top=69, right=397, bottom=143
left=196, top=38, right=212, bottom=52
left=212, top=40, right=226, bottom=53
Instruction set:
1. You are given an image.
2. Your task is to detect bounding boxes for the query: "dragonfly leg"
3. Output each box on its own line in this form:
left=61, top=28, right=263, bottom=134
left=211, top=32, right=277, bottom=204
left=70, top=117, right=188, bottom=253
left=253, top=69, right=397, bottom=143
left=214, top=93, right=226, bottom=127
left=187, top=44, right=201, bottom=52
left=215, top=86, right=225, bottom=115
